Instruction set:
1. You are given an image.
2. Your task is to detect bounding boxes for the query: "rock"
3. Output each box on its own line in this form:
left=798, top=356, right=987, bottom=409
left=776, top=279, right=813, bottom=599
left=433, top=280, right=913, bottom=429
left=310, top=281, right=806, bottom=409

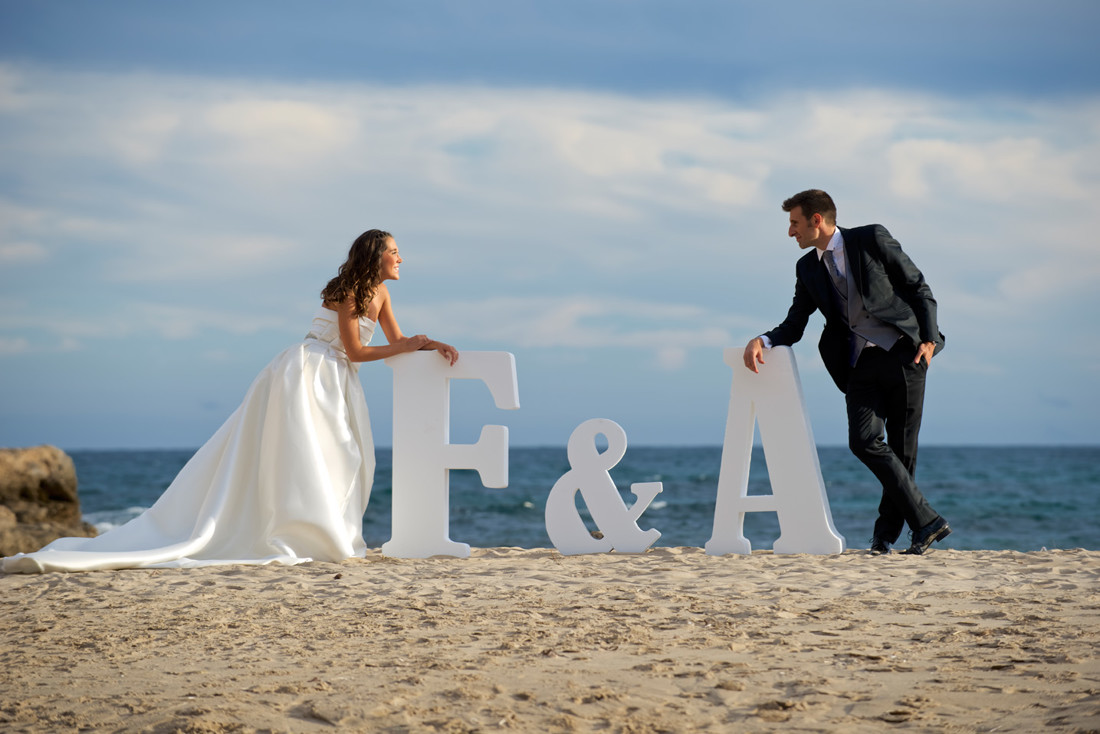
left=0, top=445, right=97, bottom=557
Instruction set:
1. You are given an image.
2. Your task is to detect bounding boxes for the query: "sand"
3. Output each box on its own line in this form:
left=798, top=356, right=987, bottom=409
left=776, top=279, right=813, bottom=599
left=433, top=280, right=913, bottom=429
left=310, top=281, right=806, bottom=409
left=1, top=547, right=1098, bottom=733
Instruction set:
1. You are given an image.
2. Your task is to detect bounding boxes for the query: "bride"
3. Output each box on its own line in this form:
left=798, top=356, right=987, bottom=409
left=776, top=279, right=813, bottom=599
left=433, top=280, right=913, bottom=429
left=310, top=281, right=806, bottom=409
left=2, top=229, right=458, bottom=573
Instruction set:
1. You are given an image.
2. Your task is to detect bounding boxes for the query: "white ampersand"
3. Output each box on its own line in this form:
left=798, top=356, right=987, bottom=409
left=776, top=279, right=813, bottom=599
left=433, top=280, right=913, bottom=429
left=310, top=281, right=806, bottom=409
left=544, top=419, right=663, bottom=555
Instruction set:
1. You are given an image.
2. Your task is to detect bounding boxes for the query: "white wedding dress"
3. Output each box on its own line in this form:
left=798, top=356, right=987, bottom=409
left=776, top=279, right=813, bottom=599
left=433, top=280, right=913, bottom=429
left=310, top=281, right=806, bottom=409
left=2, top=308, right=376, bottom=573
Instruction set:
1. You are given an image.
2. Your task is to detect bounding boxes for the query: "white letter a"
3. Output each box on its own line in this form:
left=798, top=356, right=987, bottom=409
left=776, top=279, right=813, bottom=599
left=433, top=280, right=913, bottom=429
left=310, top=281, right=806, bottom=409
left=705, top=346, right=845, bottom=555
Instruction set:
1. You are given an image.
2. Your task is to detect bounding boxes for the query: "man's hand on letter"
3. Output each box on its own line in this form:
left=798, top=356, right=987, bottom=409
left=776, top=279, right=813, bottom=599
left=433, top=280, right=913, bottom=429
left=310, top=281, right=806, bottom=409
left=743, top=337, right=766, bottom=373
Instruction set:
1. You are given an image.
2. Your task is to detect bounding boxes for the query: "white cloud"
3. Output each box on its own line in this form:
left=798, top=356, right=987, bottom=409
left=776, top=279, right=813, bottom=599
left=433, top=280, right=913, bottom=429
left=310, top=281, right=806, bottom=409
left=655, top=346, right=688, bottom=371
left=1, top=303, right=292, bottom=350
left=1, top=64, right=1098, bottom=444
left=400, top=295, right=738, bottom=352
left=0, top=241, right=47, bottom=264
left=998, top=259, right=1100, bottom=303
left=109, top=233, right=304, bottom=281
left=0, top=199, right=47, bottom=232
left=887, top=136, right=1087, bottom=203
left=109, top=111, right=182, bottom=166
left=106, top=302, right=291, bottom=340
left=0, top=337, right=30, bottom=355
left=201, top=98, right=359, bottom=172
left=2, top=67, right=1095, bottom=274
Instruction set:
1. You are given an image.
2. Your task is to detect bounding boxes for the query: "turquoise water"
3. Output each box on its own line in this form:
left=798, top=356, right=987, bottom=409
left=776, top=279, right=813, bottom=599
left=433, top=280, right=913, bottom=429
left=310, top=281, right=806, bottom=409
left=69, top=446, right=1100, bottom=552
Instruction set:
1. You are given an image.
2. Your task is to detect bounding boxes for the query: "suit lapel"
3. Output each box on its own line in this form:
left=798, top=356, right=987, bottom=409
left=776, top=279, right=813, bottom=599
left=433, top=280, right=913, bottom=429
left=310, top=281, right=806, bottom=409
left=801, top=251, right=839, bottom=319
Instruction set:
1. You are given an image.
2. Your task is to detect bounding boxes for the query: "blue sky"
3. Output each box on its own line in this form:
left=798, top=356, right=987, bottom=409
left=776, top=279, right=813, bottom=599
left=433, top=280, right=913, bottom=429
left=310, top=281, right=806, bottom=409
left=1, top=1, right=1098, bottom=449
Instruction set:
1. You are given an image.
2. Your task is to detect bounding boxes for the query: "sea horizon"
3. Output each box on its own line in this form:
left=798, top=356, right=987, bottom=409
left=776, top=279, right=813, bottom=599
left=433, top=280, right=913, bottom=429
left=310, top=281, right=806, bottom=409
left=51, top=445, right=1099, bottom=554
left=30, top=441, right=1100, bottom=453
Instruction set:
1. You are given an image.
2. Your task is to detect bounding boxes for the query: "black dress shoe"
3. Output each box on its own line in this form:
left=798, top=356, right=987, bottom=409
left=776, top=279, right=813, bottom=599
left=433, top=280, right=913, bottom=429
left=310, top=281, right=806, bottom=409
left=902, top=517, right=951, bottom=555
left=869, top=537, right=892, bottom=555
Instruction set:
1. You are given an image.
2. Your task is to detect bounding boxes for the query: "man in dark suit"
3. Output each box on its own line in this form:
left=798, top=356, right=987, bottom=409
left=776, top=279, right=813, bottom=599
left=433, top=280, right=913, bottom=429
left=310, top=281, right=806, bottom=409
left=743, top=189, right=951, bottom=555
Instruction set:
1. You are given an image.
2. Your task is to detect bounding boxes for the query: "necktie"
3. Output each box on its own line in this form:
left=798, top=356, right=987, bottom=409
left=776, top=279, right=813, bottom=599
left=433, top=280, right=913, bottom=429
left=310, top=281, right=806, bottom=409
left=823, top=250, right=846, bottom=293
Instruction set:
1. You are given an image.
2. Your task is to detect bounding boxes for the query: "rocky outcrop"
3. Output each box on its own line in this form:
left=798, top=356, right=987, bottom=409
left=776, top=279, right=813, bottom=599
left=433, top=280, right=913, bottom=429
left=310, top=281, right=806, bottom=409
left=0, top=445, right=97, bottom=557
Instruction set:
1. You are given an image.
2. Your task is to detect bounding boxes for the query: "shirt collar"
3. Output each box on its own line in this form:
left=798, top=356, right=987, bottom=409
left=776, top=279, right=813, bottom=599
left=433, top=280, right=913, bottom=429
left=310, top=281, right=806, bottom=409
left=816, top=227, right=844, bottom=260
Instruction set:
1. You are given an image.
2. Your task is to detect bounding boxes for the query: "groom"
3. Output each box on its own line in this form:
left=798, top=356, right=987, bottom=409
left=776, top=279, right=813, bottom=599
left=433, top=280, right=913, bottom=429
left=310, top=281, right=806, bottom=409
left=743, top=189, right=951, bottom=555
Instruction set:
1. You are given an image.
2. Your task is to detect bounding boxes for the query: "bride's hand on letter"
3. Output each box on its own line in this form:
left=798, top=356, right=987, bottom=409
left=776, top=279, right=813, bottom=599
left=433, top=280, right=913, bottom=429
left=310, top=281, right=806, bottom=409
left=435, top=342, right=459, bottom=366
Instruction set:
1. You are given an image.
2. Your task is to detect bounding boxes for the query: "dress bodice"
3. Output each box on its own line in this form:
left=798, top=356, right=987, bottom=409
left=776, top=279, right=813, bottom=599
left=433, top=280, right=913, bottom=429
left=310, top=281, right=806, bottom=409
left=305, top=307, right=376, bottom=356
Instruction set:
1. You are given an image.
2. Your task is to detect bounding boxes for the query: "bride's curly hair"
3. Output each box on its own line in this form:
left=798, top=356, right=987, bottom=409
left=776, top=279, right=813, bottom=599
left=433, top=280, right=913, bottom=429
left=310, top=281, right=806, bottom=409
left=320, top=229, right=394, bottom=318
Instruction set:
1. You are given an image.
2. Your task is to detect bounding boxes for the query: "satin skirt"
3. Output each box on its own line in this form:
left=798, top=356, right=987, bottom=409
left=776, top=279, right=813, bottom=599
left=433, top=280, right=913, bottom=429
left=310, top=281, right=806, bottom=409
left=2, top=340, right=374, bottom=573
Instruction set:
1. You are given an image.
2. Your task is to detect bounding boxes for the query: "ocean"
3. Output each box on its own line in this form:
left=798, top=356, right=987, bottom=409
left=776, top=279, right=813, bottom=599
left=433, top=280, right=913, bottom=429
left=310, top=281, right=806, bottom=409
left=67, top=446, right=1099, bottom=553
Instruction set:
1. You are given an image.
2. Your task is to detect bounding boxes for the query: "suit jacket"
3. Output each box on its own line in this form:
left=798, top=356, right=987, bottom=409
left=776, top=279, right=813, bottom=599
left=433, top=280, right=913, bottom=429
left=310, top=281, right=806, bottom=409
left=764, top=224, right=945, bottom=393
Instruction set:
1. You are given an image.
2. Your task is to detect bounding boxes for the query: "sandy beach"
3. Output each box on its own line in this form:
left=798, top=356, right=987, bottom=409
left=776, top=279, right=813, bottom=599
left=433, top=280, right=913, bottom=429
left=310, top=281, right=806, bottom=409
left=2, top=548, right=1098, bottom=733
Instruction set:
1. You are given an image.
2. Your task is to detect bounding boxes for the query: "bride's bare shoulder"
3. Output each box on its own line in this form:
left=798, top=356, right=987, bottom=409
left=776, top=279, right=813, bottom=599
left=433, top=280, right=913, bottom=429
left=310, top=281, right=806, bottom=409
left=372, top=284, right=392, bottom=308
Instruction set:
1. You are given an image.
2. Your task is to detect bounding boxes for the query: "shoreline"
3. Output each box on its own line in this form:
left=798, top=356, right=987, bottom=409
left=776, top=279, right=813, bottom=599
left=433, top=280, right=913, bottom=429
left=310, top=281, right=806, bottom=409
left=2, top=548, right=1098, bottom=732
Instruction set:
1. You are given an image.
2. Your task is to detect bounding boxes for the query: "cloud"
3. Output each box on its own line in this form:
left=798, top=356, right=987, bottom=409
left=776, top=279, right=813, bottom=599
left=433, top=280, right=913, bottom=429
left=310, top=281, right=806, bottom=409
left=1, top=67, right=1095, bottom=285
left=887, top=136, right=1089, bottom=203
left=998, top=259, right=1100, bottom=304
left=201, top=98, right=359, bottom=173
left=0, top=301, right=292, bottom=354
left=109, top=111, right=182, bottom=166
left=129, top=302, right=290, bottom=340
left=109, top=233, right=304, bottom=282
left=1, top=64, right=1098, bottom=444
left=0, top=241, right=47, bottom=264
left=655, top=346, right=688, bottom=371
left=400, top=295, right=738, bottom=352
left=0, top=337, right=29, bottom=355
left=3, top=67, right=1095, bottom=242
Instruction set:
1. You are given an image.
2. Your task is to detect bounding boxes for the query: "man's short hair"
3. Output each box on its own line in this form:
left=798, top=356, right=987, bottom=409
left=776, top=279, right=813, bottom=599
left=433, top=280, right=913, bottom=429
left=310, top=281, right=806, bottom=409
left=782, top=189, right=836, bottom=224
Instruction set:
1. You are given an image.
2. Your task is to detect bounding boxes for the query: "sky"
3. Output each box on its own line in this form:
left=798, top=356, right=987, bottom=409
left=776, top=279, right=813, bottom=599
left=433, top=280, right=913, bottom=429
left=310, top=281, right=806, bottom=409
left=1, top=1, right=1098, bottom=450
